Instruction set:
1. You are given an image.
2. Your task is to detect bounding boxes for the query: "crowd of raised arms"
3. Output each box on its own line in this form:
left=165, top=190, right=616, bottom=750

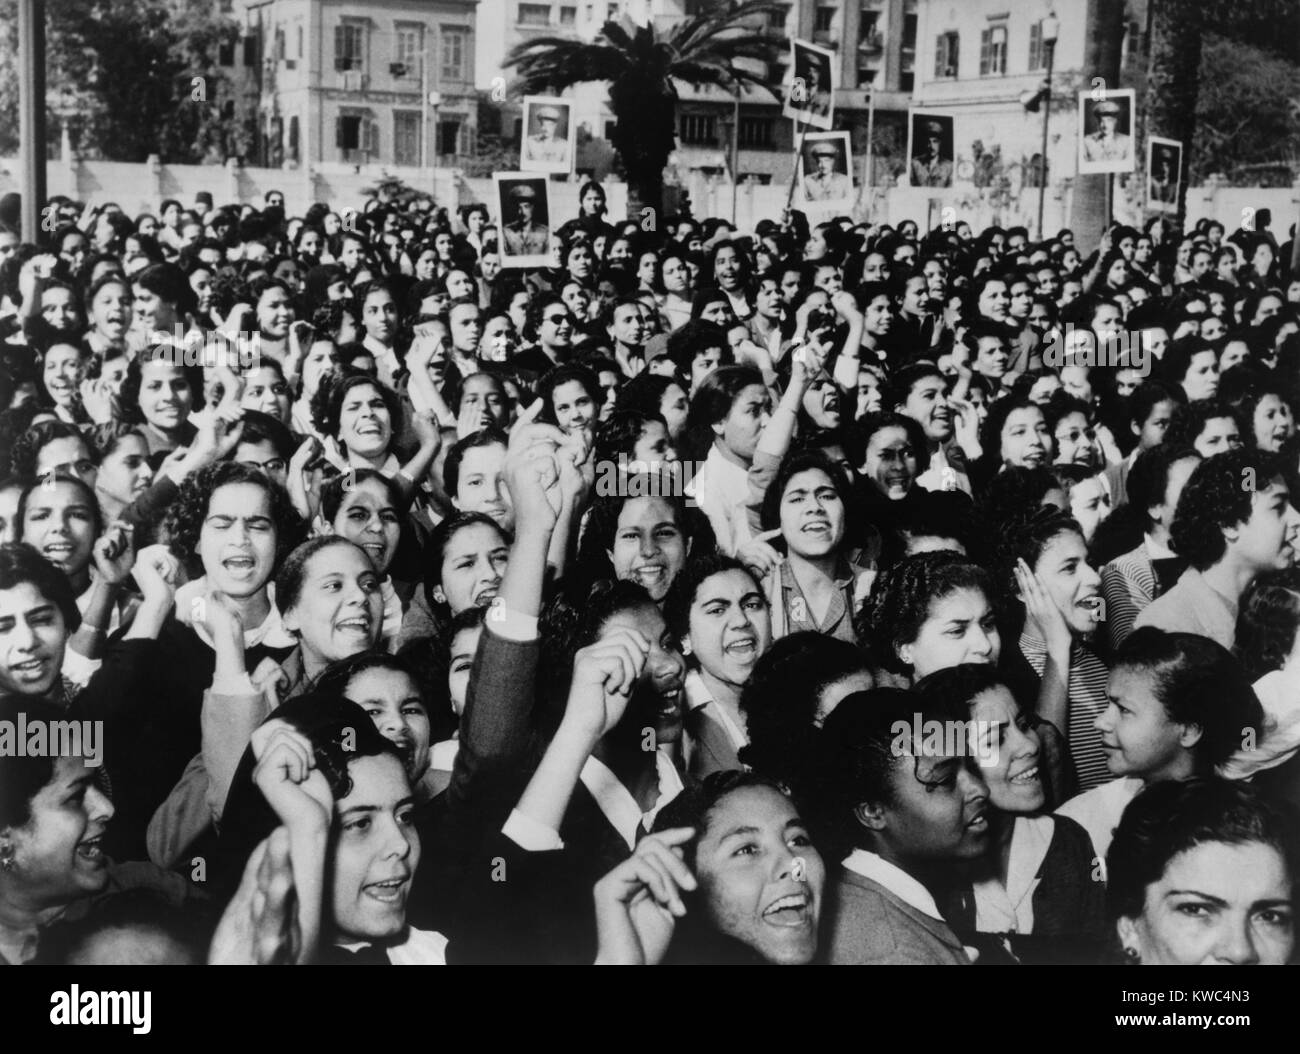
left=0, top=183, right=1298, bottom=966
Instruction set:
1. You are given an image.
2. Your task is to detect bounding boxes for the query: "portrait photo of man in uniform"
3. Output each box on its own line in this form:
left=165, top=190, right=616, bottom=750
left=783, top=39, right=835, bottom=131
left=1147, top=137, right=1182, bottom=212
left=495, top=174, right=552, bottom=267
left=799, top=133, right=854, bottom=208
left=1078, top=90, right=1136, bottom=174
left=907, top=112, right=954, bottom=189
left=521, top=97, right=575, bottom=174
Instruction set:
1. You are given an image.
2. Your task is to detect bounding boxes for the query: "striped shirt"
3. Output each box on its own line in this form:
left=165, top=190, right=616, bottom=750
left=1019, top=630, right=1113, bottom=792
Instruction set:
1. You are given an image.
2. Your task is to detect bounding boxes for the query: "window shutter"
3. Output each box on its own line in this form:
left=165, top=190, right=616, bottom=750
left=334, top=25, right=345, bottom=71
left=951, top=35, right=959, bottom=75
left=935, top=34, right=943, bottom=77
left=367, top=118, right=379, bottom=156
left=335, top=116, right=344, bottom=148
left=979, top=28, right=990, bottom=75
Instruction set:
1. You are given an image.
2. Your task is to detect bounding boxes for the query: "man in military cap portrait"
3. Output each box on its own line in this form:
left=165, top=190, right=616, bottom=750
left=909, top=117, right=953, bottom=188
left=524, top=103, right=570, bottom=166
left=1083, top=97, right=1133, bottom=163
left=802, top=138, right=852, bottom=202
left=503, top=183, right=549, bottom=256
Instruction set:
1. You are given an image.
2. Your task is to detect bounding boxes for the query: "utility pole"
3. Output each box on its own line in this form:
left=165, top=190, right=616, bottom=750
left=18, top=0, right=47, bottom=242
left=1036, top=13, right=1059, bottom=241
left=421, top=48, right=430, bottom=169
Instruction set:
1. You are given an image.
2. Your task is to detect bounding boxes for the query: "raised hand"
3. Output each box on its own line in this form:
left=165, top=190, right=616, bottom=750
left=196, top=588, right=244, bottom=644
left=91, top=522, right=136, bottom=586
left=594, top=828, right=698, bottom=965
left=736, top=527, right=783, bottom=581
left=563, top=629, right=651, bottom=742
left=1015, top=558, right=1072, bottom=657
left=208, top=827, right=302, bottom=965
left=132, top=544, right=181, bottom=608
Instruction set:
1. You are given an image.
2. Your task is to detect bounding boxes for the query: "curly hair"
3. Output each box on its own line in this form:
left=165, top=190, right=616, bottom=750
left=309, top=368, right=403, bottom=443
left=739, top=632, right=871, bottom=790
left=856, top=550, right=995, bottom=674
left=1234, top=568, right=1300, bottom=683
left=662, top=552, right=763, bottom=641
left=594, top=409, right=667, bottom=466
left=1113, top=627, right=1264, bottom=770
left=1170, top=449, right=1281, bottom=570
left=758, top=449, right=857, bottom=545
left=573, top=479, right=693, bottom=597
left=119, top=345, right=205, bottom=425
left=0, top=541, right=80, bottom=636
left=160, top=460, right=305, bottom=579
left=7, top=420, right=93, bottom=484
left=992, top=506, right=1086, bottom=604
left=1164, top=397, right=1240, bottom=452
left=1107, top=778, right=1300, bottom=928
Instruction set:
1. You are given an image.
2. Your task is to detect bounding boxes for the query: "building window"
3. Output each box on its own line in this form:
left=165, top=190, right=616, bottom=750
left=767, top=5, right=789, bottom=31
left=604, top=120, right=617, bottom=139
left=396, top=27, right=422, bottom=72
left=899, top=6, right=916, bottom=91
left=336, top=113, right=377, bottom=159
left=441, top=28, right=466, bottom=81
left=860, top=8, right=883, bottom=51
left=334, top=22, right=365, bottom=71
left=814, top=6, right=835, bottom=33
left=680, top=114, right=717, bottom=146
left=559, top=6, right=577, bottom=26
left=275, top=27, right=286, bottom=60
left=394, top=110, right=421, bottom=165
left=979, top=24, right=1007, bottom=75
left=934, top=30, right=958, bottom=77
left=242, top=34, right=259, bottom=67
left=297, top=26, right=303, bottom=59
left=439, top=120, right=460, bottom=157
left=519, top=3, right=551, bottom=26
left=738, top=116, right=774, bottom=148
left=287, top=116, right=300, bottom=163
left=1028, top=20, right=1044, bottom=70
left=219, top=38, right=235, bottom=66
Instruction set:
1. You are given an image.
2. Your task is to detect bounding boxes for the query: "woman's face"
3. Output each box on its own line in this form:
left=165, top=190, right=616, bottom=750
left=478, top=316, right=517, bottom=363
left=607, top=237, right=632, bottom=266
left=690, top=346, right=724, bottom=393
left=337, top=384, right=393, bottom=458
left=241, top=366, right=291, bottom=424
left=551, top=380, right=595, bottom=437
left=538, top=302, right=572, bottom=350
left=800, top=375, right=841, bottom=431
left=330, top=753, right=420, bottom=943
left=257, top=287, right=294, bottom=339
left=459, top=375, right=509, bottom=432
left=637, top=252, right=658, bottom=288
left=581, top=189, right=605, bottom=216
left=297, top=229, right=322, bottom=260
left=284, top=544, right=383, bottom=665
left=434, top=522, right=508, bottom=614
left=714, top=247, right=741, bottom=290
left=1106, top=258, right=1129, bottom=288
left=445, top=269, right=474, bottom=301
left=906, top=588, right=1000, bottom=679
left=96, top=434, right=153, bottom=508
left=1068, top=476, right=1112, bottom=544
left=598, top=602, right=687, bottom=744
left=609, top=497, right=687, bottom=603
left=878, top=735, right=991, bottom=862
left=447, top=623, right=483, bottom=718
left=35, top=437, right=96, bottom=490
left=131, top=284, right=177, bottom=334
left=779, top=468, right=845, bottom=560
left=658, top=383, right=689, bottom=442
left=978, top=280, right=1009, bottom=321
left=715, top=384, right=771, bottom=463
left=138, top=360, right=194, bottom=434
left=349, top=667, right=431, bottom=784
left=661, top=256, right=689, bottom=294
left=969, top=685, right=1044, bottom=814
left=1096, top=665, right=1195, bottom=780
left=41, top=287, right=78, bottom=332
left=1032, top=530, right=1103, bottom=636
left=566, top=244, right=594, bottom=281
left=1120, top=840, right=1294, bottom=966
left=0, top=581, right=68, bottom=696
left=414, top=249, right=438, bottom=282
left=199, top=482, right=277, bottom=599
left=629, top=419, right=676, bottom=471
left=856, top=370, right=883, bottom=417
left=332, top=478, right=401, bottom=574
left=91, top=281, right=132, bottom=341
left=1181, top=351, right=1219, bottom=402
left=561, top=282, right=591, bottom=320
left=863, top=425, right=917, bottom=500
left=22, top=481, right=96, bottom=582
left=453, top=442, right=512, bottom=531
left=361, top=290, right=397, bottom=345
left=302, top=341, right=338, bottom=396
left=189, top=268, right=214, bottom=314
left=687, top=568, right=771, bottom=689
left=3, top=755, right=114, bottom=904
left=1253, top=394, right=1295, bottom=453
left=43, top=345, right=85, bottom=408
left=1053, top=410, right=1095, bottom=467
left=1000, top=406, right=1051, bottom=468
left=693, top=785, right=824, bottom=965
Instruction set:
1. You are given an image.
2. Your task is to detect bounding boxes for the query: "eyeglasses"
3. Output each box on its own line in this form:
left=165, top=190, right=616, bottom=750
left=240, top=458, right=287, bottom=474
left=544, top=313, right=569, bottom=324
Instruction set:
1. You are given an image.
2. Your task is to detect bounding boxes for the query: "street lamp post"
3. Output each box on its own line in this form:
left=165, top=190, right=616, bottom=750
left=18, top=0, right=46, bottom=242
left=1036, top=12, right=1059, bottom=241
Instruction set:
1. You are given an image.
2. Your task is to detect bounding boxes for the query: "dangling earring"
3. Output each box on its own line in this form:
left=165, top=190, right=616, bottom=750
left=1123, top=946, right=1140, bottom=963
left=0, top=841, right=15, bottom=873
left=680, top=638, right=692, bottom=657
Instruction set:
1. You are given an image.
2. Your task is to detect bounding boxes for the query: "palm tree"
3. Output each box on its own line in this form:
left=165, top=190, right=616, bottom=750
left=503, top=1, right=784, bottom=219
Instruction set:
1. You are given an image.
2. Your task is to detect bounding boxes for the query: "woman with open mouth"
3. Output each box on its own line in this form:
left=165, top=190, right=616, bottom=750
left=120, top=346, right=202, bottom=461
left=40, top=343, right=92, bottom=427
left=214, top=692, right=447, bottom=964
left=573, top=486, right=692, bottom=606
left=591, top=772, right=825, bottom=964
left=666, top=555, right=772, bottom=779
left=977, top=396, right=1054, bottom=485
left=320, top=470, right=408, bottom=644
left=84, top=273, right=134, bottom=356
left=914, top=663, right=1109, bottom=961
left=17, top=474, right=110, bottom=624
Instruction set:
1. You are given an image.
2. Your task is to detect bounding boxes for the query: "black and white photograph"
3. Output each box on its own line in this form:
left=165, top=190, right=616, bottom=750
left=1078, top=88, right=1137, bottom=174
left=783, top=38, right=835, bottom=130
left=520, top=95, right=575, bottom=174
left=2, top=0, right=1300, bottom=1011
left=798, top=131, right=854, bottom=209
left=906, top=110, right=956, bottom=188
left=494, top=172, right=552, bottom=267
left=1146, top=135, right=1183, bottom=211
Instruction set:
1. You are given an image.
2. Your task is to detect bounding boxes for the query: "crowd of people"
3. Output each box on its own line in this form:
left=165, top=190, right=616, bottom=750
left=0, top=180, right=1297, bottom=965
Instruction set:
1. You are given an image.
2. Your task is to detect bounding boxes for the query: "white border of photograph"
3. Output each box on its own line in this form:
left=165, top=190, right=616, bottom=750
left=1146, top=136, right=1182, bottom=213
left=1077, top=88, right=1137, bottom=175
left=797, top=131, right=855, bottom=211
left=494, top=172, right=553, bottom=269
left=782, top=39, right=836, bottom=131
left=520, top=96, right=576, bottom=175
left=904, top=110, right=957, bottom=190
